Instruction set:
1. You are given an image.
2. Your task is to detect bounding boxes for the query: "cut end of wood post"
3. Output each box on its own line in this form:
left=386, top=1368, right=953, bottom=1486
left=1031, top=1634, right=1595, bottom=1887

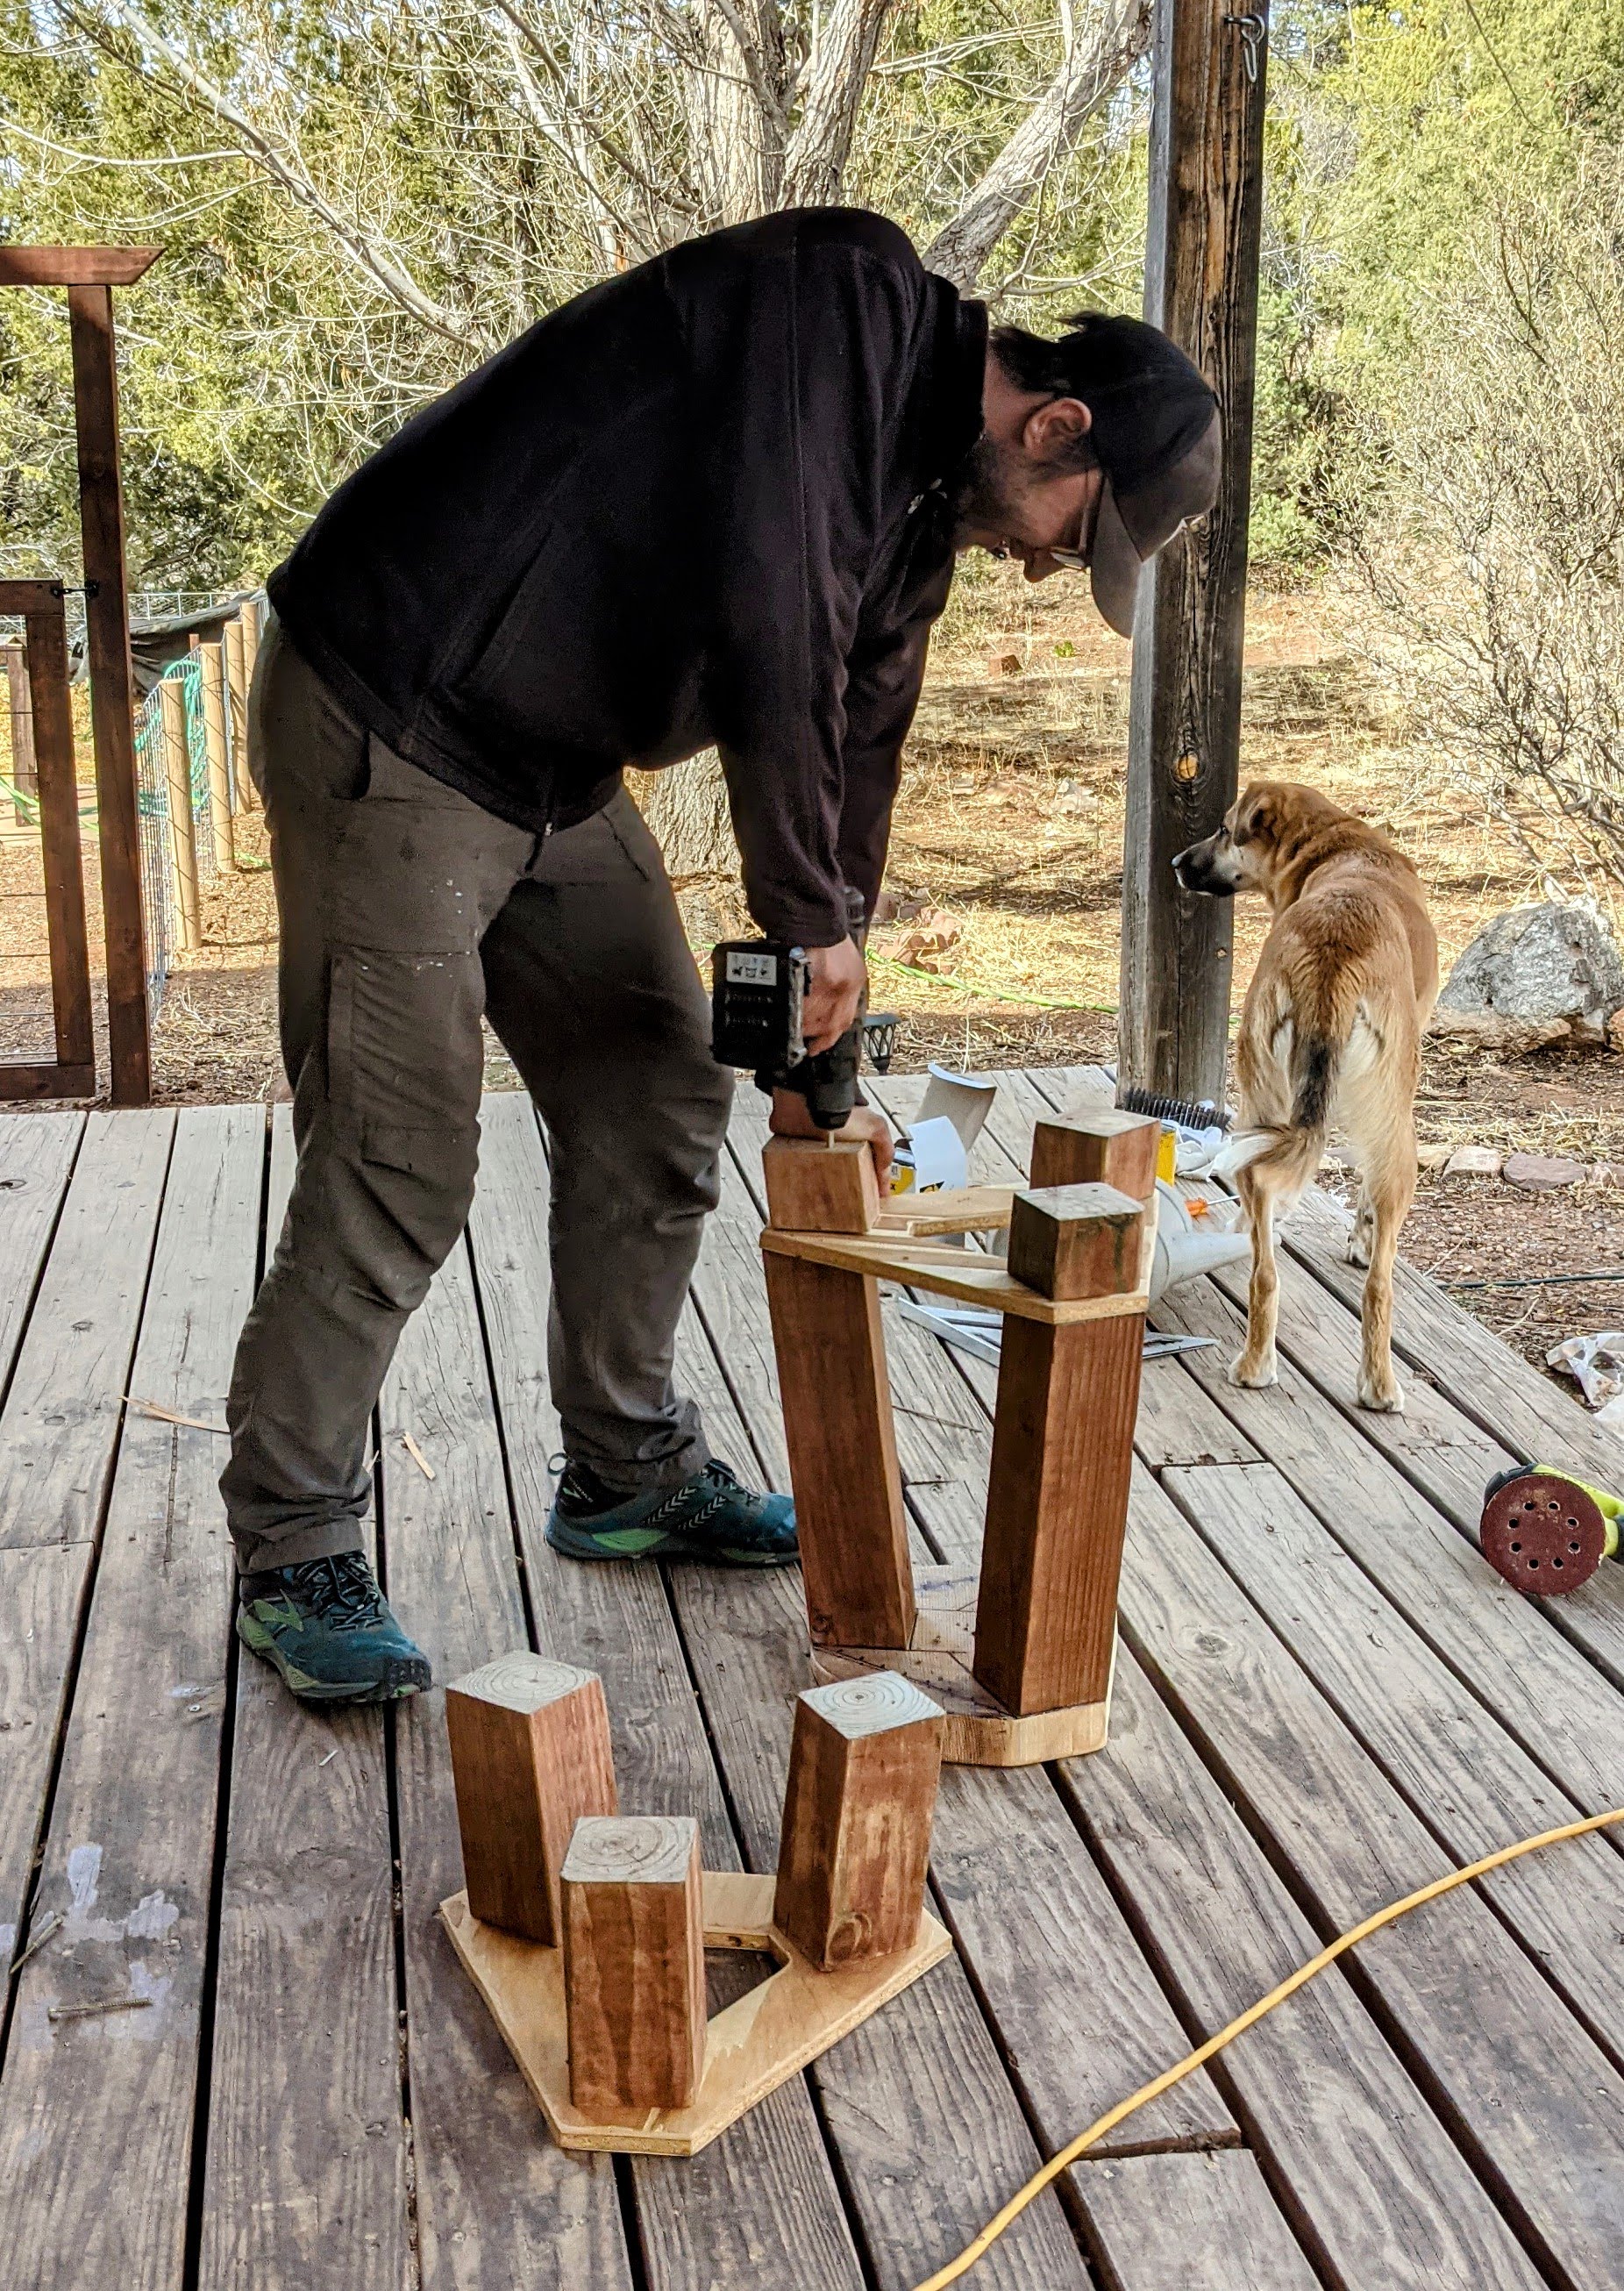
left=1030, top=1111, right=1160, bottom=1202
left=762, top=1134, right=881, bottom=1232
left=773, top=1671, right=944, bottom=1969
left=562, top=1814, right=706, bottom=2116
left=445, top=1652, right=617, bottom=1945
left=1007, top=1183, right=1146, bottom=1301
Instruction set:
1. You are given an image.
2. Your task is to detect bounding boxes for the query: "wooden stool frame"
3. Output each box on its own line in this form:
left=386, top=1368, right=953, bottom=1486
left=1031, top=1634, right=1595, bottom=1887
left=440, top=1658, right=951, bottom=2158
left=759, top=1116, right=1157, bottom=1766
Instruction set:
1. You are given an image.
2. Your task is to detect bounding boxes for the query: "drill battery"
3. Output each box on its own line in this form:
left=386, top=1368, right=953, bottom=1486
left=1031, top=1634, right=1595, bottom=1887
left=709, top=940, right=861, bottom=1131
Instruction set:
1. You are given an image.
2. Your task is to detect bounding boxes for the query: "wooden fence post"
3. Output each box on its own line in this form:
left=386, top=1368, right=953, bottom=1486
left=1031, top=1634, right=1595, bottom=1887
left=66, top=277, right=152, bottom=1103
left=3, top=641, right=38, bottom=824
left=224, top=612, right=254, bottom=813
left=1118, top=0, right=1270, bottom=1103
left=198, top=639, right=236, bottom=871
left=158, top=676, right=200, bottom=953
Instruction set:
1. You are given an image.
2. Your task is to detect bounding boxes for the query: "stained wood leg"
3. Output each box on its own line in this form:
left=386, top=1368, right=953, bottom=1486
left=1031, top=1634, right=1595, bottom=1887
left=763, top=1251, right=914, bottom=1648
left=773, top=1673, right=944, bottom=1968
left=975, top=1181, right=1147, bottom=1716
left=562, top=1814, right=706, bottom=2116
left=445, top=1652, right=618, bottom=1944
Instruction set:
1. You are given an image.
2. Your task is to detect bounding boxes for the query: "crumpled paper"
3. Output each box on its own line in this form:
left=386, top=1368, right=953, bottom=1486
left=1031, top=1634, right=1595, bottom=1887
left=1546, top=1331, right=1624, bottom=1427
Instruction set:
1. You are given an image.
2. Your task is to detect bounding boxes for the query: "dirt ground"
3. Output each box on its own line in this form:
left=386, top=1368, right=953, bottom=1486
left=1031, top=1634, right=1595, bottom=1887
left=6, top=566, right=1624, bottom=1392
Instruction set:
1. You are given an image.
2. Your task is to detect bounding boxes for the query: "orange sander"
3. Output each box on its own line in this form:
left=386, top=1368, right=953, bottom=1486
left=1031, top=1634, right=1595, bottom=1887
left=1479, top=1466, right=1622, bottom=1595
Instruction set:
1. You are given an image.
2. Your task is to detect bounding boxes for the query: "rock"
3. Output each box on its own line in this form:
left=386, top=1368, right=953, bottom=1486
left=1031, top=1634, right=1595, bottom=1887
left=1502, top=1152, right=1585, bottom=1190
left=1442, top=1144, right=1504, bottom=1178
left=1434, top=901, right=1624, bottom=1048
left=1416, top=1141, right=1453, bottom=1170
left=1610, top=1008, right=1624, bottom=1054
left=990, top=650, right=1022, bottom=675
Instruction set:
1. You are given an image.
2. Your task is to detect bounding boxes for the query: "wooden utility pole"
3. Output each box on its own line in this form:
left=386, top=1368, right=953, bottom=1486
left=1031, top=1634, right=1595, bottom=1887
left=3, top=641, right=38, bottom=822
left=1118, top=2, right=1269, bottom=1103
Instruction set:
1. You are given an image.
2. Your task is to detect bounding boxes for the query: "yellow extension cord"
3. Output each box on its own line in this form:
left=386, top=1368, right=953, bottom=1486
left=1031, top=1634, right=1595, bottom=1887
left=911, top=1803, right=1624, bottom=2291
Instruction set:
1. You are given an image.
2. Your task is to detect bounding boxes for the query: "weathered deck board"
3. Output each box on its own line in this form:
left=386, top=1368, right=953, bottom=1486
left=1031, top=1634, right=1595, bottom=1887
left=0, top=1108, right=175, bottom=1552
left=1166, top=1462, right=1624, bottom=2052
left=0, top=1107, right=260, bottom=2291
left=1122, top=1467, right=1624, bottom=2287
left=1072, top=2152, right=1321, bottom=2291
left=1060, top=1659, right=1549, bottom=2291
left=0, top=1111, right=82, bottom=1399
left=381, top=1228, right=634, bottom=2291
left=467, top=1092, right=870, bottom=2291
left=196, top=1109, right=409, bottom=2291
left=0, top=1109, right=175, bottom=2089
left=0, top=1065, right=1619, bottom=2291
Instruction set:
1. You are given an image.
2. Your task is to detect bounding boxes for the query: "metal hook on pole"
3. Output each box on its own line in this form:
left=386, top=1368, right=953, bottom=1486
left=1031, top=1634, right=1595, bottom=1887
left=1223, top=12, right=1265, bottom=83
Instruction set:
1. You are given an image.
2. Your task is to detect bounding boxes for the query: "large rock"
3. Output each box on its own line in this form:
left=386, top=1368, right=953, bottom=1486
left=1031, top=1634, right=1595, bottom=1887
left=1433, top=901, right=1624, bottom=1049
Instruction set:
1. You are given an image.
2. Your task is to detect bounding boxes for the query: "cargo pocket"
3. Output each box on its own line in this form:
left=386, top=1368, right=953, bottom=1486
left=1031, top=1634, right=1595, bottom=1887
left=327, top=945, right=487, bottom=1153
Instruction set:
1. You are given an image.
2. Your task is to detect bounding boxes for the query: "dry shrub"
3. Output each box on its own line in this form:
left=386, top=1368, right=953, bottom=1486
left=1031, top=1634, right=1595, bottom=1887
left=1350, top=159, right=1624, bottom=893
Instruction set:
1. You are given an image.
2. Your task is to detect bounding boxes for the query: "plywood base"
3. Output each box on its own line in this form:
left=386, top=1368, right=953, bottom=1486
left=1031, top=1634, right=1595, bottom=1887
left=441, top=1871, right=952, bottom=2157
left=808, top=1567, right=1111, bottom=1766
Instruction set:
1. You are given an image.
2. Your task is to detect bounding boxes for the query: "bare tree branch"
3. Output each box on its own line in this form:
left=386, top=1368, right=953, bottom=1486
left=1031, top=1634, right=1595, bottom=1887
left=784, top=0, right=897, bottom=208
left=94, top=0, right=485, bottom=346
left=922, top=0, right=1151, bottom=291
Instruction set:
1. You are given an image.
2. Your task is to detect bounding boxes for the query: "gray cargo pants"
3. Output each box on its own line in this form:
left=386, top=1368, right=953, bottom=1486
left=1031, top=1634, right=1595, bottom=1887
left=221, top=617, right=733, bottom=1574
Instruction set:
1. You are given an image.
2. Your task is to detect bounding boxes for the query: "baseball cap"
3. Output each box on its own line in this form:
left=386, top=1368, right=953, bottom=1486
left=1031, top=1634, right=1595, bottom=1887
left=1051, top=312, right=1221, bottom=636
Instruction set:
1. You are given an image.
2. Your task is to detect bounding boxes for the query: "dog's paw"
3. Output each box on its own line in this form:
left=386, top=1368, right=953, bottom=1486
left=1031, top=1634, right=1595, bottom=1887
left=1357, top=1375, right=1404, bottom=1413
left=1229, top=1351, right=1279, bottom=1390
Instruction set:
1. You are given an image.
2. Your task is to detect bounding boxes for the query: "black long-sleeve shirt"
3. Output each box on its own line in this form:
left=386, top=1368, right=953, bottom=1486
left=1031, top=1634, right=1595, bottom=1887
left=267, top=208, right=987, bottom=943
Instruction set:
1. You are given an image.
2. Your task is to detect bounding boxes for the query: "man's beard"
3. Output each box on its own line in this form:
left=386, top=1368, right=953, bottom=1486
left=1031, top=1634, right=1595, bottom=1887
left=949, top=432, right=1027, bottom=544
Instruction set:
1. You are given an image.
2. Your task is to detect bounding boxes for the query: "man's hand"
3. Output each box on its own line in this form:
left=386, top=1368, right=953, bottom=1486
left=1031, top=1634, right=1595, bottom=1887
left=770, top=1090, right=894, bottom=1185
left=802, top=936, right=867, bottom=1054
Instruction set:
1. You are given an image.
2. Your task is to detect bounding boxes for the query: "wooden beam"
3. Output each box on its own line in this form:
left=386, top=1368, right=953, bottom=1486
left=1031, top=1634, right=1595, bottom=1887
left=773, top=1674, right=943, bottom=1969
left=1119, top=0, right=1270, bottom=1101
left=445, top=1652, right=618, bottom=1945
left=763, top=1250, right=915, bottom=1649
left=0, top=246, right=161, bottom=288
left=68, top=282, right=151, bottom=1103
left=562, top=1815, right=706, bottom=2116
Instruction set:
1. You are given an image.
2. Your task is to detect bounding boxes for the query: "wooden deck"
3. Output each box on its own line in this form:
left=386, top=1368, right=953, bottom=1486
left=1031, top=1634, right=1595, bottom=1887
left=2, top=1065, right=1622, bottom=2291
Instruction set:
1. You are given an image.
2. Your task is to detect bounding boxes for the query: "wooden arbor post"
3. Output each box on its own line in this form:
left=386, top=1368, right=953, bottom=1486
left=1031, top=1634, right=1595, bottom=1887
left=0, top=246, right=162, bottom=1104
left=1119, top=2, right=1270, bottom=1103
left=760, top=1115, right=1157, bottom=1765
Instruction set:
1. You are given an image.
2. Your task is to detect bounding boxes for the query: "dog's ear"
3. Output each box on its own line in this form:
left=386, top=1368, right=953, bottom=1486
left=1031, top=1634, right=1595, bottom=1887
left=1235, top=790, right=1275, bottom=846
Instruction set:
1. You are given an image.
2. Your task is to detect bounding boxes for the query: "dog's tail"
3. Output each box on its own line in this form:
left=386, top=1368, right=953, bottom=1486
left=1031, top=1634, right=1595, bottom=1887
left=1211, top=1024, right=1338, bottom=1194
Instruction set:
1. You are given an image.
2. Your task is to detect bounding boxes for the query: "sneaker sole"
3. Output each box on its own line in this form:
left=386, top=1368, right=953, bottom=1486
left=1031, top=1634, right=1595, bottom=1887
left=545, top=1518, right=799, bottom=1569
left=236, top=1611, right=431, bottom=1703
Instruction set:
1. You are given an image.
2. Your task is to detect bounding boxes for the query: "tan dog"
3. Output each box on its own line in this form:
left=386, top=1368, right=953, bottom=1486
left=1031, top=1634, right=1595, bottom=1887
left=1172, top=782, right=1438, bottom=1411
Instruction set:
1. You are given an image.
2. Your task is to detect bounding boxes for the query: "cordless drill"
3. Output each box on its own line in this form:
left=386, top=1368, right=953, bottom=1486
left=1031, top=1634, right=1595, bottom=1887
left=709, top=941, right=863, bottom=1129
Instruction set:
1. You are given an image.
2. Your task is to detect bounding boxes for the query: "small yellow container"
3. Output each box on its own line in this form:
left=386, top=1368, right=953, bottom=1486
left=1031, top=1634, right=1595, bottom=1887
left=1157, top=1127, right=1178, bottom=1184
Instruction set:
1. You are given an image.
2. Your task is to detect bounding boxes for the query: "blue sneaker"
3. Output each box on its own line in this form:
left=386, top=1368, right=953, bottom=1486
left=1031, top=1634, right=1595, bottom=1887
left=237, top=1552, right=431, bottom=1703
left=545, top=1459, right=797, bottom=1567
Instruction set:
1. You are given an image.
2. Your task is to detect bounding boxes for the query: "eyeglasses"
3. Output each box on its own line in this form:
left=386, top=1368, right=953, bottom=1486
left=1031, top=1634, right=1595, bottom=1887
left=1044, top=467, right=1105, bottom=573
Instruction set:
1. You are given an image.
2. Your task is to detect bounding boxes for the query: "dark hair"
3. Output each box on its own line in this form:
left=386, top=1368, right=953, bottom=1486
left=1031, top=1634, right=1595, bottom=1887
left=990, top=315, right=1106, bottom=470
